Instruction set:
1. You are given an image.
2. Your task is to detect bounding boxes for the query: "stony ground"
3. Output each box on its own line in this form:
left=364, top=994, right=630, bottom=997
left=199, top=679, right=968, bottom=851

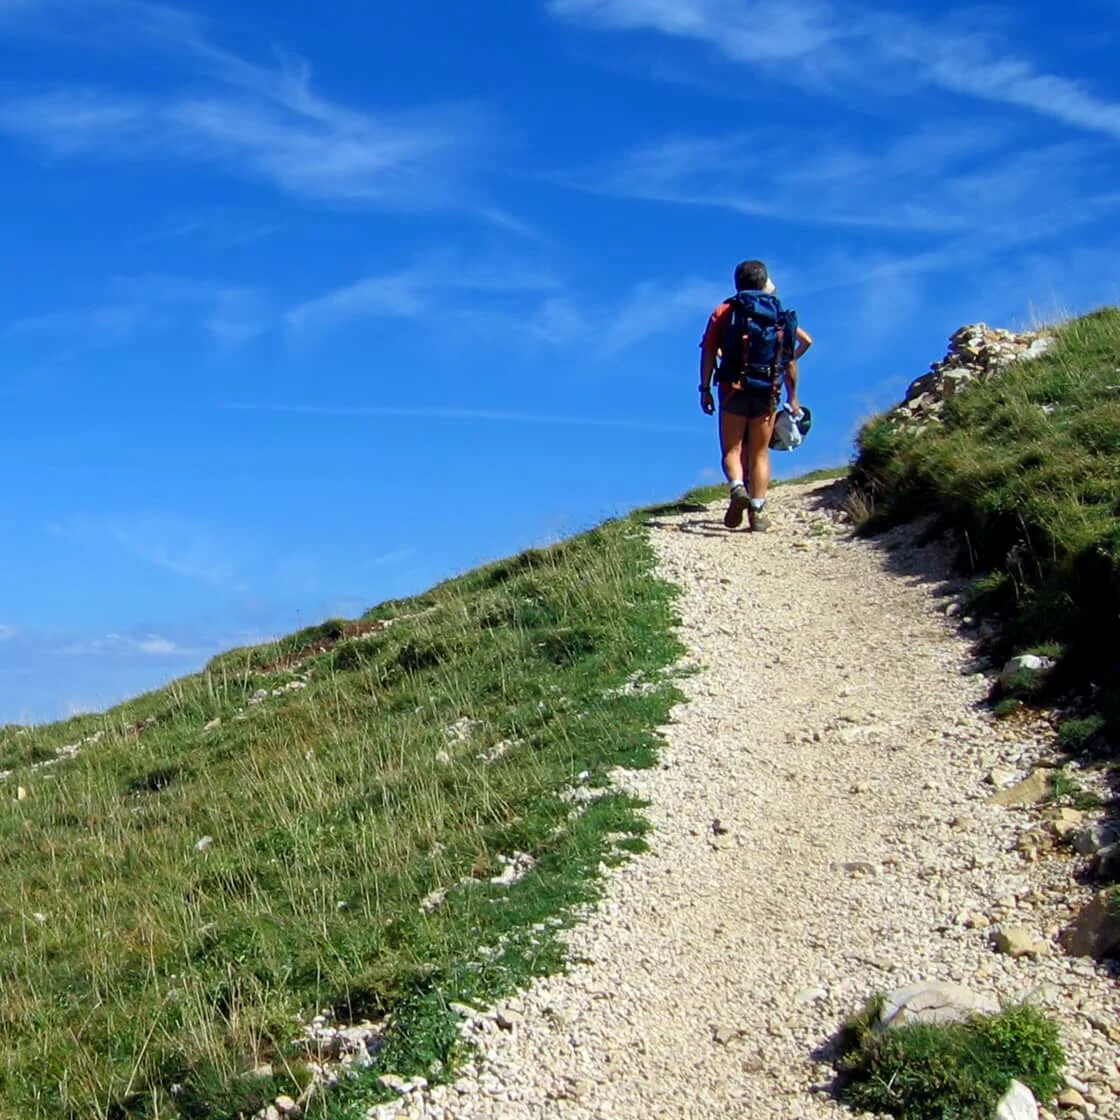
left=392, top=478, right=1120, bottom=1120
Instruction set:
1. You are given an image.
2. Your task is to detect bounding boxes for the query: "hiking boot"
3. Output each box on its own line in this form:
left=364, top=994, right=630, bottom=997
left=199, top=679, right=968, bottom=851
left=747, top=504, right=771, bottom=533
left=723, top=490, right=749, bottom=529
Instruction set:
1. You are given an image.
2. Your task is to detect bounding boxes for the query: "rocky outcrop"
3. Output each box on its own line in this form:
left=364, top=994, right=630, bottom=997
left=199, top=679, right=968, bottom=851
left=1061, top=889, right=1120, bottom=958
left=877, top=981, right=1000, bottom=1029
left=893, top=323, right=1053, bottom=432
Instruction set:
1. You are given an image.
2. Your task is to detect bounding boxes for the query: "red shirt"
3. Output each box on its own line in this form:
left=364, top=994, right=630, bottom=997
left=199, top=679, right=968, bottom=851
left=700, top=302, right=732, bottom=356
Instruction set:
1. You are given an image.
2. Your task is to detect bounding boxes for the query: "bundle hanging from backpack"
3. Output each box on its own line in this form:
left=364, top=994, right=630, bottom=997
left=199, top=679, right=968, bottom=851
left=715, top=290, right=798, bottom=398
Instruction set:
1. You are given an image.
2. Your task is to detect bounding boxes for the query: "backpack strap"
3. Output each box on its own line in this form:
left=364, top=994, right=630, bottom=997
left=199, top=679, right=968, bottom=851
left=780, top=308, right=798, bottom=363
left=741, top=291, right=784, bottom=394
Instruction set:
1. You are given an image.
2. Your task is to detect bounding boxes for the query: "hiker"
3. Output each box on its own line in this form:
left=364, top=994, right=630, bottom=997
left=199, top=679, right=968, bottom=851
left=698, top=260, right=810, bottom=532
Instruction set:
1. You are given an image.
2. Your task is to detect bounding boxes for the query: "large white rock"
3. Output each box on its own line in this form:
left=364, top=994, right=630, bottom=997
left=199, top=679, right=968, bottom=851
left=878, top=981, right=1000, bottom=1030
left=995, top=1080, right=1038, bottom=1120
left=998, top=654, right=1055, bottom=690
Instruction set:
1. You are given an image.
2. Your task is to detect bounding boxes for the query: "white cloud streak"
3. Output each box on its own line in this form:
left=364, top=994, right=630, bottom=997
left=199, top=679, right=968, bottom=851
left=50, top=632, right=195, bottom=658
left=286, top=261, right=718, bottom=362
left=285, top=254, right=563, bottom=335
left=559, top=122, right=1120, bottom=238
left=216, top=401, right=697, bottom=435
left=550, top=0, right=1120, bottom=139
left=5, top=274, right=271, bottom=350
left=50, top=514, right=239, bottom=587
left=0, top=0, right=495, bottom=207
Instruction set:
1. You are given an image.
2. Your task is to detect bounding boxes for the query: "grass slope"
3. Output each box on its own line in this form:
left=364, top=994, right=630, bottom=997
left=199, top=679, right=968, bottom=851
left=852, top=307, right=1120, bottom=741
left=0, top=518, right=684, bottom=1119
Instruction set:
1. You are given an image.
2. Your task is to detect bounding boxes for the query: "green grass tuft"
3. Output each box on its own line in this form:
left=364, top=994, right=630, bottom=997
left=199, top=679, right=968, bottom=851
left=839, top=1002, right=1065, bottom=1120
left=1057, top=715, right=1106, bottom=753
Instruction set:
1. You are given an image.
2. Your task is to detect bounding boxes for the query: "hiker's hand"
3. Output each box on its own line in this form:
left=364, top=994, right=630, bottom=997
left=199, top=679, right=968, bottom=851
left=788, top=397, right=802, bottom=418
left=700, top=388, right=715, bottom=415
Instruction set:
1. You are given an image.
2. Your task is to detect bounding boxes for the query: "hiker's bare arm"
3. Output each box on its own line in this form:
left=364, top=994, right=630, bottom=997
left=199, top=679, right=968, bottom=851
left=700, top=344, right=717, bottom=387
left=698, top=345, right=717, bottom=414
left=698, top=306, right=726, bottom=414
left=699, top=307, right=724, bottom=389
left=784, top=361, right=800, bottom=411
left=793, top=327, right=813, bottom=361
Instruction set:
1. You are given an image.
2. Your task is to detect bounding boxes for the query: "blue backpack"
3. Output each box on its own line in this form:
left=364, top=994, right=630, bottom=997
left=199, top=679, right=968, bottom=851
left=717, top=290, right=798, bottom=390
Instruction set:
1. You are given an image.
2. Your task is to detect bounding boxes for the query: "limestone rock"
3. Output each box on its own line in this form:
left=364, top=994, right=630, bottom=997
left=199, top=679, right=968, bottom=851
left=419, top=888, right=447, bottom=914
left=379, top=1073, right=415, bottom=1095
left=998, top=654, right=1056, bottom=691
left=1074, top=822, right=1116, bottom=856
left=987, top=767, right=1017, bottom=788
left=878, top=981, right=999, bottom=1030
left=1060, top=890, right=1120, bottom=958
left=991, top=926, right=1043, bottom=958
left=1057, top=1088, right=1088, bottom=1110
left=886, top=325, right=1055, bottom=435
left=996, top=1080, right=1039, bottom=1120
left=991, top=769, right=1053, bottom=807
left=1047, top=808, right=1085, bottom=841
left=1092, top=840, right=1120, bottom=883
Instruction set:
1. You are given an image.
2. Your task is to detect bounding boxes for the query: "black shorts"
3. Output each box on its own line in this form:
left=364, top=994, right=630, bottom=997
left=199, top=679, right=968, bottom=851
left=718, top=383, right=775, bottom=420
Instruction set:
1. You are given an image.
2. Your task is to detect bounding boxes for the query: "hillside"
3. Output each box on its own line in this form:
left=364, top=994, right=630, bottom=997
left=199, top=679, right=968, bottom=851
left=0, top=526, right=684, bottom=1119
left=2, top=307, right=1119, bottom=1120
left=852, top=306, right=1120, bottom=738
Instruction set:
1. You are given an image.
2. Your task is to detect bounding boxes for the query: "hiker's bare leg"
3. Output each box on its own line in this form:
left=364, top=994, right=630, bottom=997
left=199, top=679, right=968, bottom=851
left=720, top=410, right=749, bottom=484
left=746, top=413, right=778, bottom=500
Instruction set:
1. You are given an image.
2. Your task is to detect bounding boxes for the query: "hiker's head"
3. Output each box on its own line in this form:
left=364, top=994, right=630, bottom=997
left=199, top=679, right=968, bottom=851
left=734, top=260, right=769, bottom=292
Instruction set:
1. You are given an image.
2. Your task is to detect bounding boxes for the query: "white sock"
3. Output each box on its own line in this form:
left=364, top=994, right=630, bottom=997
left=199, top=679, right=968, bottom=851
left=749, top=498, right=766, bottom=511
left=730, top=481, right=747, bottom=496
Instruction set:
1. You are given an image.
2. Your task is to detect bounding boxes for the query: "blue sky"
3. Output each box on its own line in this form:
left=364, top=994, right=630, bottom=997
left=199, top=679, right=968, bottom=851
left=1, top=0, right=1117, bottom=723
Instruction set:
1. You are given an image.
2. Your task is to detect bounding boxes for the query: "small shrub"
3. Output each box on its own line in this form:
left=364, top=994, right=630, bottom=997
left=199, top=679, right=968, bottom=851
left=839, top=1002, right=1064, bottom=1120
left=1047, top=766, right=1102, bottom=807
left=1050, top=767, right=1081, bottom=802
left=1000, top=668, right=1046, bottom=701
left=124, top=766, right=182, bottom=795
left=1057, top=715, right=1106, bottom=753
left=537, top=627, right=598, bottom=666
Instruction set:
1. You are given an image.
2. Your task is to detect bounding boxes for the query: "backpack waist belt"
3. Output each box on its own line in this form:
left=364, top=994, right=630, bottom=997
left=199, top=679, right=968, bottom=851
left=718, top=365, right=780, bottom=389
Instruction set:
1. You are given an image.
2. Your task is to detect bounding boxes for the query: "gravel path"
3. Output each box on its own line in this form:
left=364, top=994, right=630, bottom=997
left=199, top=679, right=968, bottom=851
left=396, top=479, right=1120, bottom=1120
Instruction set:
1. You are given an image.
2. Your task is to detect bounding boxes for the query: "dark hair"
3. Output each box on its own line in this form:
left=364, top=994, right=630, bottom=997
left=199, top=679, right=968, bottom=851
left=734, top=260, right=768, bottom=291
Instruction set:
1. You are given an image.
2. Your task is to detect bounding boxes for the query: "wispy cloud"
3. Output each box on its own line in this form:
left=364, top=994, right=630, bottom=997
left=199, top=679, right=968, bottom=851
left=5, top=274, right=271, bottom=351
left=203, top=288, right=272, bottom=349
left=0, top=624, right=17, bottom=642
left=0, top=0, right=496, bottom=208
left=132, top=211, right=288, bottom=250
left=6, top=303, right=151, bottom=339
left=217, top=401, right=696, bottom=435
left=369, top=548, right=417, bottom=569
left=561, top=122, right=1117, bottom=235
left=287, top=259, right=720, bottom=364
left=285, top=253, right=563, bottom=335
left=50, top=515, right=239, bottom=588
left=51, top=632, right=194, bottom=658
left=550, top=0, right=1120, bottom=140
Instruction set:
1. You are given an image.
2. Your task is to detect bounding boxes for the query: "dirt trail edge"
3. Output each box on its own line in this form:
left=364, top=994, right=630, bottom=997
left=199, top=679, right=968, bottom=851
left=398, top=479, right=1120, bottom=1120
